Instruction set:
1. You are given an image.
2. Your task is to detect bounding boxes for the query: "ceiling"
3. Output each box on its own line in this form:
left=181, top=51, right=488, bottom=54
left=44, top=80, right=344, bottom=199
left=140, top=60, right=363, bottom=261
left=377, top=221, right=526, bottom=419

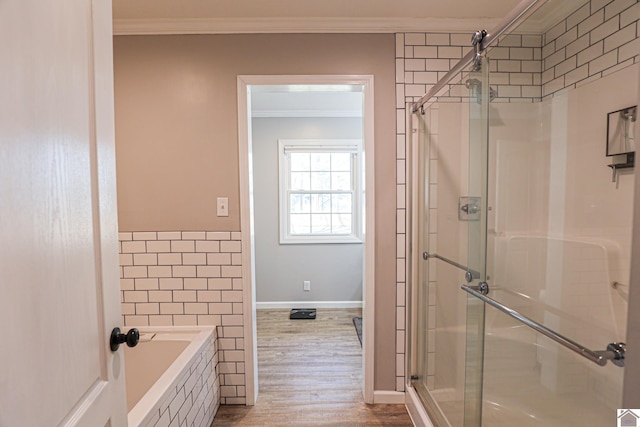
left=113, top=0, right=523, bottom=21
left=112, top=0, right=524, bottom=35
left=112, top=0, right=587, bottom=115
left=251, top=87, right=363, bottom=118
left=112, top=0, right=586, bottom=35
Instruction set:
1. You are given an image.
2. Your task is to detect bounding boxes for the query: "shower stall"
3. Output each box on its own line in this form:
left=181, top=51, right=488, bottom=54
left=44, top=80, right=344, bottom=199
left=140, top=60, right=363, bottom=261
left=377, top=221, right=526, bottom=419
left=407, top=0, right=636, bottom=425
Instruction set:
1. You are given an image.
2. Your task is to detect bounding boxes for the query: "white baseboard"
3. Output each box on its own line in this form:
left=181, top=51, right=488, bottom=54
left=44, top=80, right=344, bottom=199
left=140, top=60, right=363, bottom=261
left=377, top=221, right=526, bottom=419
left=405, top=386, right=434, bottom=427
left=373, top=390, right=406, bottom=404
left=255, top=301, right=363, bottom=309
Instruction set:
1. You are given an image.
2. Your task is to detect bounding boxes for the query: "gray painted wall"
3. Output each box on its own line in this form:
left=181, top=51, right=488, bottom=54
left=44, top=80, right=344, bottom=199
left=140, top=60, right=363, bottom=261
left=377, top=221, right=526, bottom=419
left=252, top=117, right=363, bottom=303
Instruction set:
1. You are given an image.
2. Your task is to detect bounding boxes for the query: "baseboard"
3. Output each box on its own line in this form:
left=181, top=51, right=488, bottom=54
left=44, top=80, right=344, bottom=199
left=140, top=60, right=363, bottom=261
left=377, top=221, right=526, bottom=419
left=373, top=390, right=406, bottom=404
left=405, top=386, right=434, bottom=427
left=255, top=301, right=363, bottom=309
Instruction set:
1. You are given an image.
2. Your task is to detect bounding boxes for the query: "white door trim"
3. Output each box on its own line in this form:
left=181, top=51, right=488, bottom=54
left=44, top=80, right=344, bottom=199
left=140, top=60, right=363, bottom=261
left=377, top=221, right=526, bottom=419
left=237, top=74, right=376, bottom=404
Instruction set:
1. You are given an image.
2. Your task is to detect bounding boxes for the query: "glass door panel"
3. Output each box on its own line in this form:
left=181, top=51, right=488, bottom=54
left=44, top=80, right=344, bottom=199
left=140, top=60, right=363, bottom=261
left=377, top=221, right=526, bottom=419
left=463, top=58, right=491, bottom=427
left=412, top=2, right=630, bottom=426
left=411, top=107, right=454, bottom=427
left=411, top=60, right=488, bottom=427
left=477, top=11, right=631, bottom=422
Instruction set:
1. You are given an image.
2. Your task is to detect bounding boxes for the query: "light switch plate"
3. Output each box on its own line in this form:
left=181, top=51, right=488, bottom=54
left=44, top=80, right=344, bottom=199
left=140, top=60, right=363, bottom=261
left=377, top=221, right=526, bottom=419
left=217, top=197, right=229, bottom=217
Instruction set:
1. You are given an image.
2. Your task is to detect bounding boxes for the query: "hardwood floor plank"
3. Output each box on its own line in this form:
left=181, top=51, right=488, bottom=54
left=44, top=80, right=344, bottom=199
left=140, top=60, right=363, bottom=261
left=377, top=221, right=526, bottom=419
left=213, top=309, right=413, bottom=426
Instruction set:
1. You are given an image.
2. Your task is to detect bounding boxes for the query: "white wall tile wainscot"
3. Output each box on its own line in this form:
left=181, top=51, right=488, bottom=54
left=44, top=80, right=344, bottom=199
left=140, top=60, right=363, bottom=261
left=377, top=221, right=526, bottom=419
left=119, top=231, right=247, bottom=405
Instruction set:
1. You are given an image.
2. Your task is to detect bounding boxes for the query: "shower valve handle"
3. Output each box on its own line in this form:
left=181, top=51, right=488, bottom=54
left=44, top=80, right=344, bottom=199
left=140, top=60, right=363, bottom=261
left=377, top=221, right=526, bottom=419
left=460, top=203, right=479, bottom=214
left=110, top=327, right=140, bottom=352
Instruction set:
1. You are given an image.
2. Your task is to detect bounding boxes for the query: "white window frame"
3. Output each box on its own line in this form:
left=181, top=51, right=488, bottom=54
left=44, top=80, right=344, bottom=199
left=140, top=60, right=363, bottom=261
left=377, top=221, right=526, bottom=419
left=278, top=139, right=363, bottom=244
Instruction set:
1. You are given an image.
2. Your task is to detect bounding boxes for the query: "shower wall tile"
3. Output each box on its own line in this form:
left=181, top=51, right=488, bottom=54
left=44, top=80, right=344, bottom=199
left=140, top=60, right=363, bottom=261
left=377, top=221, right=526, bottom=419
left=396, top=33, right=405, bottom=57
left=542, top=0, right=640, bottom=97
left=119, top=230, right=246, bottom=405
left=604, top=56, right=636, bottom=74
left=426, top=33, right=449, bottom=46
left=605, top=21, right=637, bottom=50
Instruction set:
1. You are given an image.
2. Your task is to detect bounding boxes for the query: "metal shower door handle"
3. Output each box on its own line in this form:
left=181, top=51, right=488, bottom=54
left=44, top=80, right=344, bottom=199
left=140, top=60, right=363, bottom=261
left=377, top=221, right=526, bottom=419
left=460, top=203, right=479, bottom=214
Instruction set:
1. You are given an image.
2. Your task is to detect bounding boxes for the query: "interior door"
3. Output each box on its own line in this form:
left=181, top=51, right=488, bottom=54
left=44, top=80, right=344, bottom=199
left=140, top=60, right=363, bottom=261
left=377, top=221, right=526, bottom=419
left=0, top=1, right=127, bottom=426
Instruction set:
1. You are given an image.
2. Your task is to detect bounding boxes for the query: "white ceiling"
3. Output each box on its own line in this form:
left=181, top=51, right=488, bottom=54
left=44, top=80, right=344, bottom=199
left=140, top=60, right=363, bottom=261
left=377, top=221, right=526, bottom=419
left=113, top=0, right=522, bottom=21
left=112, top=0, right=588, bottom=114
left=251, top=88, right=363, bottom=118
left=112, top=0, right=525, bottom=34
left=112, top=0, right=587, bottom=36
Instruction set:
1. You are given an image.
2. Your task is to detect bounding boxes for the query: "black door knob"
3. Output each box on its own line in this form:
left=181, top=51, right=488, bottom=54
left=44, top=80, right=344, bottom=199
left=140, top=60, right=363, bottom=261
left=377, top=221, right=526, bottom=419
left=110, top=327, right=140, bottom=351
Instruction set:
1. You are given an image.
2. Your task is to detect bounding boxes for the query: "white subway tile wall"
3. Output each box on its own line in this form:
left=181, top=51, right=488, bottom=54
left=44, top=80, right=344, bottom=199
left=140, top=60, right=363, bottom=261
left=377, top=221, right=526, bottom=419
left=119, top=231, right=246, bottom=405
left=542, top=0, right=640, bottom=96
left=396, top=0, right=639, bottom=392
left=140, top=330, right=219, bottom=427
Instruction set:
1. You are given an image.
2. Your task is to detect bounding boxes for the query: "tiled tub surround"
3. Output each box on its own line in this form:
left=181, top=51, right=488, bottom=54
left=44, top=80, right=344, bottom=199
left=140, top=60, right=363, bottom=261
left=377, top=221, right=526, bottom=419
left=119, top=231, right=246, bottom=405
left=396, top=0, right=639, bottom=393
left=126, top=327, right=220, bottom=427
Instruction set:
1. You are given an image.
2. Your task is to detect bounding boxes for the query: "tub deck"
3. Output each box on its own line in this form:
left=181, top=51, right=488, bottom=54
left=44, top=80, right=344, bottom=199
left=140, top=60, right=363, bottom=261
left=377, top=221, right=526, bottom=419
left=124, top=326, right=219, bottom=427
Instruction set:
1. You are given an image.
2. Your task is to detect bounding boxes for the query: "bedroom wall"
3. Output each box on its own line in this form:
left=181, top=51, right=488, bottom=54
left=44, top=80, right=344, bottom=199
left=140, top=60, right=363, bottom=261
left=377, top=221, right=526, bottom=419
left=252, top=117, right=363, bottom=305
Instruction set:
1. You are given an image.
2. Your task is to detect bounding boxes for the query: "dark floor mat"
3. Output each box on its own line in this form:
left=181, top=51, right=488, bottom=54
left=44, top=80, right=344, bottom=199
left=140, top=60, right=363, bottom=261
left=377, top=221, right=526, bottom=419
left=353, top=316, right=362, bottom=346
left=290, top=308, right=316, bottom=319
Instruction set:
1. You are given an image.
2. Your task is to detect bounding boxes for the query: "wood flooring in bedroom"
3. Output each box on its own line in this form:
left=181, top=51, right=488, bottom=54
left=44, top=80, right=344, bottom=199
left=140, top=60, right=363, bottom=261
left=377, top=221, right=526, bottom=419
left=212, top=308, right=413, bottom=426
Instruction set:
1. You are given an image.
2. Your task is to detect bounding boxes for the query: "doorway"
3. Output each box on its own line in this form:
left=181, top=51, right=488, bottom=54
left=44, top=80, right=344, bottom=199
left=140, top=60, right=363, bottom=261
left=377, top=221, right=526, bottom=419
left=237, top=75, right=376, bottom=404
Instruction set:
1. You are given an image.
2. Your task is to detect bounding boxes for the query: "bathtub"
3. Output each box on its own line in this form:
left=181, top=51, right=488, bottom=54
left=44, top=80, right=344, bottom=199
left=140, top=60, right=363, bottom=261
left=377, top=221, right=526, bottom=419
left=420, top=282, right=621, bottom=427
left=124, top=326, right=220, bottom=427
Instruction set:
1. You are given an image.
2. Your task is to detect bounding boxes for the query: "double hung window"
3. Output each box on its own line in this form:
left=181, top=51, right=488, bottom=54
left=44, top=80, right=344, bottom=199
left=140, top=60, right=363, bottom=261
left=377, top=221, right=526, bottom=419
left=278, top=139, right=362, bottom=244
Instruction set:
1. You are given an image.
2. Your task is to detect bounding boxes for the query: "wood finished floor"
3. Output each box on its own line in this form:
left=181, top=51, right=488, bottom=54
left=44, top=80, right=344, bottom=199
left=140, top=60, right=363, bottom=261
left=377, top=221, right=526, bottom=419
left=212, top=309, right=413, bottom=426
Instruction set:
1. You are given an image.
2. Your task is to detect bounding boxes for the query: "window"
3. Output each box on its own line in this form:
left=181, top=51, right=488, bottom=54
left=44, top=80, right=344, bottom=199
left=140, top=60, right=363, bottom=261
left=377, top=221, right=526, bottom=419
left=278, top=139, right=362, bottom=244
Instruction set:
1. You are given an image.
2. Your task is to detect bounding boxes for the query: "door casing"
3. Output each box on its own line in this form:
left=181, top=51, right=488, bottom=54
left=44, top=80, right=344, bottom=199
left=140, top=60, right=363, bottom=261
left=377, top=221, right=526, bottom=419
left=237, top=74, right=376, bottom=404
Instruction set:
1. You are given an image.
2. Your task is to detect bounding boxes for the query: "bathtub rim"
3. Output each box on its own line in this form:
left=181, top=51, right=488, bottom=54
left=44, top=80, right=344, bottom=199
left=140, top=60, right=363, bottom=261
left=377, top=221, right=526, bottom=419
left=125, top=325, right=215, bottom=427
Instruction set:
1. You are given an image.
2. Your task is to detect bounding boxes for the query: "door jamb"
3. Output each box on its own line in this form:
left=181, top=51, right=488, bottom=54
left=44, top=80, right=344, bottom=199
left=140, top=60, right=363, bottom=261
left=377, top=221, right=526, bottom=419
left=237, top=74, right=376, bottom=404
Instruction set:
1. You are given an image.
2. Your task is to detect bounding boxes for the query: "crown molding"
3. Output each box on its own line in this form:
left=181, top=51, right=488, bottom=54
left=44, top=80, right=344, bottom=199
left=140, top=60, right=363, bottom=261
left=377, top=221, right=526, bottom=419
left=113, top=17, right=503, bottom=36
left=482, top=1, right=584, bottom=35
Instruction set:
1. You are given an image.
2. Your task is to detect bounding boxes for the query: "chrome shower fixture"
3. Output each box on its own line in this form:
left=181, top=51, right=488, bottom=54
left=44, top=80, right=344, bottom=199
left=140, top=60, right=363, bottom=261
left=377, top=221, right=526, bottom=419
left=465, top=78, right=497, bottom=103
left=621, top=106, right=637, bottom=122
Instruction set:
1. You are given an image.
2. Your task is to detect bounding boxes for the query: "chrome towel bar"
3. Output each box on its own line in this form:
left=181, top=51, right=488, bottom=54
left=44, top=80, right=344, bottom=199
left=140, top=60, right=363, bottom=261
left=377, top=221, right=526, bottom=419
left=423, top=252, right=479, bottom=283
left=461, top=285, right=625, bottom=367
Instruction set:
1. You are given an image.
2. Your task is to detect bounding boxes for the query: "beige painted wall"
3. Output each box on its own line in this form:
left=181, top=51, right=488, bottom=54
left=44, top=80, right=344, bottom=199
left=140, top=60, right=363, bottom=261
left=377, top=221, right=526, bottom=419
left=113, top=33, right=398, bottom=390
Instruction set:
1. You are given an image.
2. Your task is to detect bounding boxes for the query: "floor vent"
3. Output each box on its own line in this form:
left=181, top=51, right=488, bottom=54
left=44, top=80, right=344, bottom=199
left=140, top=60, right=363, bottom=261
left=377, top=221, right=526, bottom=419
left=290, top=308, right=317, bottom=319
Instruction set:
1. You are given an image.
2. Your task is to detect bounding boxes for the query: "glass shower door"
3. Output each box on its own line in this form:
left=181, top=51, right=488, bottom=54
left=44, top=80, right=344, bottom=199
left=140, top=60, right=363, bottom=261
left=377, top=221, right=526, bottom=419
left=473, top=78, right=630, bottom=427
left=411, top=105, right=453, bottom=426
left=462, top=58, right=491, bottom=427
left=410, top=57, right=491, bottom=427
left=411, top=2, right=631, bottom=426
left=471, top=20, right=630, bottom=424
